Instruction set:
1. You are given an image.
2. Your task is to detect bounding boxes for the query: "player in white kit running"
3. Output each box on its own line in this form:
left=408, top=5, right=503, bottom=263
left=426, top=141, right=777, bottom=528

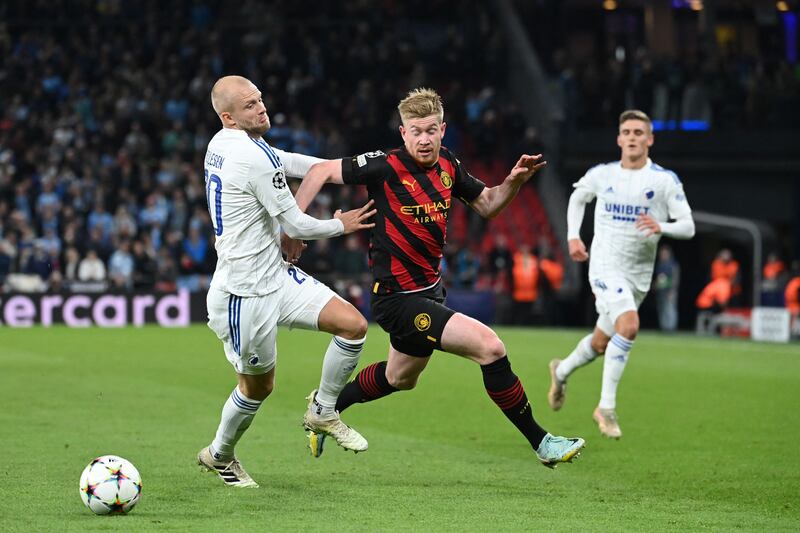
left=547, top=110, right=695, bottom=439
left=197, top=76, right=377, bottom=487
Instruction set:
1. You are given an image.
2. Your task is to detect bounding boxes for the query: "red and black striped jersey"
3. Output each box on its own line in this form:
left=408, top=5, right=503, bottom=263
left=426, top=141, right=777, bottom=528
left=341, top=146, right=486, bottom=293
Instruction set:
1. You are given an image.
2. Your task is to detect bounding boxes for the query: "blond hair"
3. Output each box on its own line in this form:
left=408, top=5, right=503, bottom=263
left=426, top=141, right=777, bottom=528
left=397, top=88, right=444, bottom=124
left=619, top=109, right=652, bottom=132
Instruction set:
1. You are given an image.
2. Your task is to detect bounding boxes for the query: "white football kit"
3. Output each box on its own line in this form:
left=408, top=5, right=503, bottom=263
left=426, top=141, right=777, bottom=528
left=203, top=128, right=343, bottom=374
left=567, top=158, right=694, bottom=335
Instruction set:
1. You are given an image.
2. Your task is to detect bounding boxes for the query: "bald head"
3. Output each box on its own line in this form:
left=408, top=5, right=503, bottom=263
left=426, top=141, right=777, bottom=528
left=210, top=75, right=270, bottom=134
left=211, top=75, right=254, bottom=115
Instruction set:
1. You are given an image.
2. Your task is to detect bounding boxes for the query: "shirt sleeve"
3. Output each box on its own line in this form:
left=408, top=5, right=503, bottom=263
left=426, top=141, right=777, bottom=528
left=450, top=153, right=486, bottom=204
left=276, top=204, right=344, bottom=240
left=272, top=148, right=326, bottom=178
left=659, top=215, right=695, bottom=239
left=247, top=160, right=296, bottom=217
left=665, top=175, right=692, bottom=220
left=566, top=167, right=600, bottom=239
left=341, top=150, right=392, bottom=185
left=572, top=166, right=601, bottom=198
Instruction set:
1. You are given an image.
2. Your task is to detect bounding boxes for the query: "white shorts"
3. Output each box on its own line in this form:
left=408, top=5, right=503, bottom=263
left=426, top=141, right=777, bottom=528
left=590, top=275, right=647, bottom=337
left=207, top=263, right=337, bottom=375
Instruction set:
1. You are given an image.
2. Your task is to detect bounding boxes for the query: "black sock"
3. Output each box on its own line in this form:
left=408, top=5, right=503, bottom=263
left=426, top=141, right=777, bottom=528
left=481, top=355, right=547, bottom=450
left=335, top=361, right=399, bottom=413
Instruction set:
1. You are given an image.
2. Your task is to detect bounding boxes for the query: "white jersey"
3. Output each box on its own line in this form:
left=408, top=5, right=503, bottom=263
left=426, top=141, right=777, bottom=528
left=203, top=128, right=322, bottom=296
left=571, top=158, right=692, bottom=292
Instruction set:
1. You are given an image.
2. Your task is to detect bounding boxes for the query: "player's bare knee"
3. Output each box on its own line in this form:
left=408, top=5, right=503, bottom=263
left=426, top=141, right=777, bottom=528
left=240, top=380, right=272, bottom=401
left=479, top=333, right=506, bottom=364
left=617, top=319, right=640, bottom=340
left=618, top=326, right=638, bottom=340
left=351, top=314, right=369, bottom=339
left=337, top=313, right=368, bottom=340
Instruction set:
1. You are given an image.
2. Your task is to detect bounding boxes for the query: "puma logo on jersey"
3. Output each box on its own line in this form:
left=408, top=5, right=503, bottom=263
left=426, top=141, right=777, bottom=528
left=402, top=178, right=417, bottom=191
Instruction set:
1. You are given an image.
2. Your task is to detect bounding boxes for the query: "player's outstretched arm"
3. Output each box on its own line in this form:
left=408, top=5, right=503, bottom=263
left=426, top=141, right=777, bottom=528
left=282, top=159, right=348, bottom=261
left=470, top=154, right=546, bottom=219
left=276, top=201, right=373, bottom=242
left=295, top=159, right=345, bottom=212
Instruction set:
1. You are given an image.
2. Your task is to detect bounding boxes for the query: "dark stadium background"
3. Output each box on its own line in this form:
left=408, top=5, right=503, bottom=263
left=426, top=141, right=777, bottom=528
left=0, top=0, right=797, bottom=332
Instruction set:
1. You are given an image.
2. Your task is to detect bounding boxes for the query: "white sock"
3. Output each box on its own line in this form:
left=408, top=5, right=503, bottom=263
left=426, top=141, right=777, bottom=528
left=210, top=387, right=263, bottom=461
left=556, top=334, right=598, bottom=382
left=599, top=334, right=634, bottom=410
left=313, top=335, right=364, bottom=417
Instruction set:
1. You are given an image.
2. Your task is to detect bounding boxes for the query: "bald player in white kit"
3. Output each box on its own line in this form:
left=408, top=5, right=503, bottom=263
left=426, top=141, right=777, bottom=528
left=197, top=75, right=377, bottom=487
left=548, top=110, right=695, bottom=439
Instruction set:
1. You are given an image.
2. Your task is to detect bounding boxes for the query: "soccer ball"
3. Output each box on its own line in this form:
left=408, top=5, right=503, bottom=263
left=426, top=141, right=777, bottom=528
left=79, top=455, right=142, bottom=515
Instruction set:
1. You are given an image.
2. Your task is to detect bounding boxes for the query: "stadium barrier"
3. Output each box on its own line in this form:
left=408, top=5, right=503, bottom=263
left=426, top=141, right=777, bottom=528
left=1, top=288, right=499, bottom=328
left=751, top=307, right=792, bottom=343
left=0, top=290, right=202, bottom=327
left=696, top=306, right=794, bottom=343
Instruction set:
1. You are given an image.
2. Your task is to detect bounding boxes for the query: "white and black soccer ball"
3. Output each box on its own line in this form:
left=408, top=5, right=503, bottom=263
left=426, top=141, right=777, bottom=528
left=79, top=455, right=142, bottom=515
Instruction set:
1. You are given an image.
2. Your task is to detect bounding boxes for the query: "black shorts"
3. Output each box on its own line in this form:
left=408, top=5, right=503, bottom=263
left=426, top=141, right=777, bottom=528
left=371, top=281, right=456, bottom=358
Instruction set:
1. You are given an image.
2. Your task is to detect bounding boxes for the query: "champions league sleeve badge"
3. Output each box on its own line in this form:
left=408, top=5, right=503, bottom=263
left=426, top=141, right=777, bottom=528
left=272, top=170, right=287, bottom=189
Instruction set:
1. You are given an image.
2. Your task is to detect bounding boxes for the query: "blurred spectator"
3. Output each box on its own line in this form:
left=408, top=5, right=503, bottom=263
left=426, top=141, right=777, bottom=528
left=87, top=202, right=114, bottom=245
left=785, top=261, right=800, bottom=316
left=488, top=233, right=513, bottom=281
left=112, top=206, right=138, bottom=240
left=0, top=235, right=18, bottom=284
left=86, top=226, right=114, bottom=263
left=452, top=241, right=482, bottom=289
left=132, top=239, right=158, bottom=290
left=108, top=240, right=135, bottom=289
left=539, top=247, right=564, bottom=292
left=488, top=234, right=513, bottom=324
left=538, top=245, right=564, bottom=326
left=761, top=251, right=787, bottom=307
left=62, top=246, right=81, bottom=284
left=334, top=235, right=369, bottom=279
left=181, top=226, right=210, bottom=274
left=297, top=239, right=336, bottom=287
left=139, top=193, right=169, bottom=230
left=154, top=247, right=178, bottom=292
left=23, top=243, right=52, bottom=281
left=78, top=249, right=106, bottom=282
left=696, top=249, right=739, bottom=315
left=763, top=252, right=786, bottom=283
left=654, top=244, right=680, bottom=331
left=511, top=243, right=539, bottom=325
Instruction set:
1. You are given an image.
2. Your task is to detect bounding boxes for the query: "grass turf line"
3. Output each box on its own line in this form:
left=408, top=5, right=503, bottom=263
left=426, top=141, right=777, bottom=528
left=0, top=325, right=797, bottom=531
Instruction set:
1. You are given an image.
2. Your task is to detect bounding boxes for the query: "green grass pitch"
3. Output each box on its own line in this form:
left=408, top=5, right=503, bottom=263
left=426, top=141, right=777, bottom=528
left=1, top=325, right=798, bottom=531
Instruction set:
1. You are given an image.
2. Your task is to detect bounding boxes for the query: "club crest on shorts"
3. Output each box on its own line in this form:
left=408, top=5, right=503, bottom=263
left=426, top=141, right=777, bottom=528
left=414, top=313, right=432, bottom=331
left=440, top=171, right=452, bottom=189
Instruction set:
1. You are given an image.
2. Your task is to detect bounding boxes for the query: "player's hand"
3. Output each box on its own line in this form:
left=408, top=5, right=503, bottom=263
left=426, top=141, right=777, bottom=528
left=635, top=214, right=661, bottom=237
left=335, top=200, right=377, bottom=234
left=281, top=232, right=307, bottom=263
left=568, top=238, right=589, bottom=262
left=508, top=154, right=547, bottom=184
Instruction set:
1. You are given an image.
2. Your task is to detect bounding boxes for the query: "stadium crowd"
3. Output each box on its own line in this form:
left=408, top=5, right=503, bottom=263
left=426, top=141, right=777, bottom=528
left=1, top=1, right=797, bottom=330
left=552, top=44, right=800, bottom=132
left=0, top=0, right=536, bottom=296
left=515, top=1, right=800, bottom=131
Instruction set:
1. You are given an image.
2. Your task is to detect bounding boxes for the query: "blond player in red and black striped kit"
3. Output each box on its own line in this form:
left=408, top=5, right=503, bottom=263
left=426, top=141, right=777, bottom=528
left=291, top=88, right=585, bottom=468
